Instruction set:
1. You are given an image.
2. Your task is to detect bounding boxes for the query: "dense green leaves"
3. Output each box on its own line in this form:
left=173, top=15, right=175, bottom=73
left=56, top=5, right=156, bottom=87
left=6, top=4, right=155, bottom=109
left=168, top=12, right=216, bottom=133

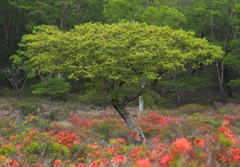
left=32, top=77, right=70, bottom=96
left=0, top=0, right=27, bottom=67
left=103, top=0, right=185, bottom=28
left=141, top=5, right=186, bottom=28
left=8, top=0, right=105, bottom=30
left=103, top=0, right=140, bottom=22
left=12, top=22, right=223, bottom=106
left=165, top=71, right=213, bottom=92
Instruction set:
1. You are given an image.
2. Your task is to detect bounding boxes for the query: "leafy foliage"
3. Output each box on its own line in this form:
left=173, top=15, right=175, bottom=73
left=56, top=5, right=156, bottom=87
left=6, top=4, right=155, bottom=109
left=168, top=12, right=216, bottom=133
left=8, top=0, right=103, bottom=30
left=12, top=22, right=223, bottom=105
left=141, top=5, right=186, bottom=28
left=32, top=77, right=70, bottom=96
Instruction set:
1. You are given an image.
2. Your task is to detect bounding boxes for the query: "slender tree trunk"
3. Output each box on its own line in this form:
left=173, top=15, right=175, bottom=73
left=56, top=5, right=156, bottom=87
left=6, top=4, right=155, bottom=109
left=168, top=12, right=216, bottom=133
left=210, top=11, right=226, bottom=102
left=224, top=65, right=233, bottom=98
left=216, top=61, right=225, bottom=102
left=16, top=92, right=21, bottom=101
left=113, top=104, right=146, bottom=144
left=138, top=95, right=144, bottom=117
left=175, top=89, right=181, bottom=102
left=138, top=77, right=145, bottom=117
left=226, top=85, right=233, bottom=97
left=173, top=75, right=181, bottom=101
left=48, top=95, right=53, bottom=113
left=154, top=85, right=161, bottom=104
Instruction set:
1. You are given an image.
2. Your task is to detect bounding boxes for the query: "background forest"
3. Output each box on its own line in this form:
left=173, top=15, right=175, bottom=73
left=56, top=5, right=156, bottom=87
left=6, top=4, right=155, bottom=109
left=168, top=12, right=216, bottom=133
left=1, top=0, right=240, bottom=106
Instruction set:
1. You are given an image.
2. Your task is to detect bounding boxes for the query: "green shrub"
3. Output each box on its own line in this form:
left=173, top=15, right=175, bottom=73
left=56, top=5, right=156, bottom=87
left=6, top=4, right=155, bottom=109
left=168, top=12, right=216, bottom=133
left=216, top=103, right=239, bottom=115
left=155, top=98, right=177, bottom=109
left=177, top=103, right=209, bottom=115
left=16, top=101, right=37, bottom=116
left=0, top=87, right=15, bottom=97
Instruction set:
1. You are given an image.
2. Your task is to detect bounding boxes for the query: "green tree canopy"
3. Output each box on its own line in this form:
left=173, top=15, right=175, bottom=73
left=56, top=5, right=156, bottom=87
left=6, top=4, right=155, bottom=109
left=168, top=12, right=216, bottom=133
left=103, top=0, right=185, bottom=28
left=103, top=0, right=140, bottom=23
left=141, top=5, right=186, bottom=28
left=0, top=0, right=27, bottom=66
left=8, top=0, right=105, bottom=30
left=12, top=22, right=224, bottom=143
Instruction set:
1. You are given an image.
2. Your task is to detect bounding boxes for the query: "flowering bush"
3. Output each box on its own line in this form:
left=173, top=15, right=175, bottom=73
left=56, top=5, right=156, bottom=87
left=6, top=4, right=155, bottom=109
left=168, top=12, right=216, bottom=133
left=0, top=104, right=239, bottom=166
left=177, top=103, right=209, bottom=115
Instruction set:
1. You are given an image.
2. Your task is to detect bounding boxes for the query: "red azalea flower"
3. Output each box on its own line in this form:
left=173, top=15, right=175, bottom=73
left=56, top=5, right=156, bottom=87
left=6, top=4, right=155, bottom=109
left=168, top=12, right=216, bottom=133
left=108, top=149, right=116, bottom=155
left=135, top=158, right=152, bottom=167
left=29, top=115, right=35, bottom=119
left=101, top=159, right=110, bottom=165
left=117, top=138, right=125, bottom=143
left=172, top=137, right=191, bottom=150
left=88, top=153, right=94, bottom=157
left=223, top=119, right=230, bottom=125
left=53, top=159, right=61, bottom=166
left=76, top=163, right=85, bottom=167
left=15, top=144, right=22, bottom=150
left=12, top=160, right=20, bottom=167
left=159, top=155, right=172, bottom=167
left=89, top=161, right=100, bottom=167
left=195, top=138, right=205, bottom=147
left=113, top=155, right=125, bottom=165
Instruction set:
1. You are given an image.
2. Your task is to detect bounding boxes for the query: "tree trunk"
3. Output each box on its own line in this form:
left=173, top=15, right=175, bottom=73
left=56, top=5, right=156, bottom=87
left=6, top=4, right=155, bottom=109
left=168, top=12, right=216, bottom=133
left=138, top=95, right=144, bottom=117
left=16, top=92, right=21, bottom=101
left=216, top=61, right=225, bottom=102
left=113, top=104, right=146, bottom=144
left=175, top=88, right=181, bottom=102
left=154, top=85, right=160, bottom=104
left=48, top=95, right=53, bottom=113
left=224, top=65, right=233, bottom=98
left=138, top=77, right=145, bottom=117
left=173, top=75, right=181, bottom=101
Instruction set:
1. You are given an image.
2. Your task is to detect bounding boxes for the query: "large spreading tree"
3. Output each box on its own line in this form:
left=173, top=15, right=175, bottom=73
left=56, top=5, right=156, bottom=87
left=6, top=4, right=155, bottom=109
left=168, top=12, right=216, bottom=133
left=12, top=22, right=224, bottom=143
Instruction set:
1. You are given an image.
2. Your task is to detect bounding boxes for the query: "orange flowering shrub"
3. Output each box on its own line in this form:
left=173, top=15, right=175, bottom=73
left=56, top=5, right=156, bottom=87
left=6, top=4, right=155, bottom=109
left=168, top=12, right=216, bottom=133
left=0, top=105, right=239, bottom=166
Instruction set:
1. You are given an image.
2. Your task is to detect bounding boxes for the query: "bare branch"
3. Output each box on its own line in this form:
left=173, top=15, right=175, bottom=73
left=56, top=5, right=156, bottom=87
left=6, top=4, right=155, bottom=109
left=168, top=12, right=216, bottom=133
left=1, top=67, right=28, bottom=101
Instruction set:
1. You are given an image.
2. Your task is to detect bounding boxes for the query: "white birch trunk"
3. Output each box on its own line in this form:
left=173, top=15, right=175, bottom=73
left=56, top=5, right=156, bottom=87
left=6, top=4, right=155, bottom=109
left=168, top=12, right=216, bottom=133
left=138, top=95, right=144, bottom=117
left=138, top=77, right=145, bottom=117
